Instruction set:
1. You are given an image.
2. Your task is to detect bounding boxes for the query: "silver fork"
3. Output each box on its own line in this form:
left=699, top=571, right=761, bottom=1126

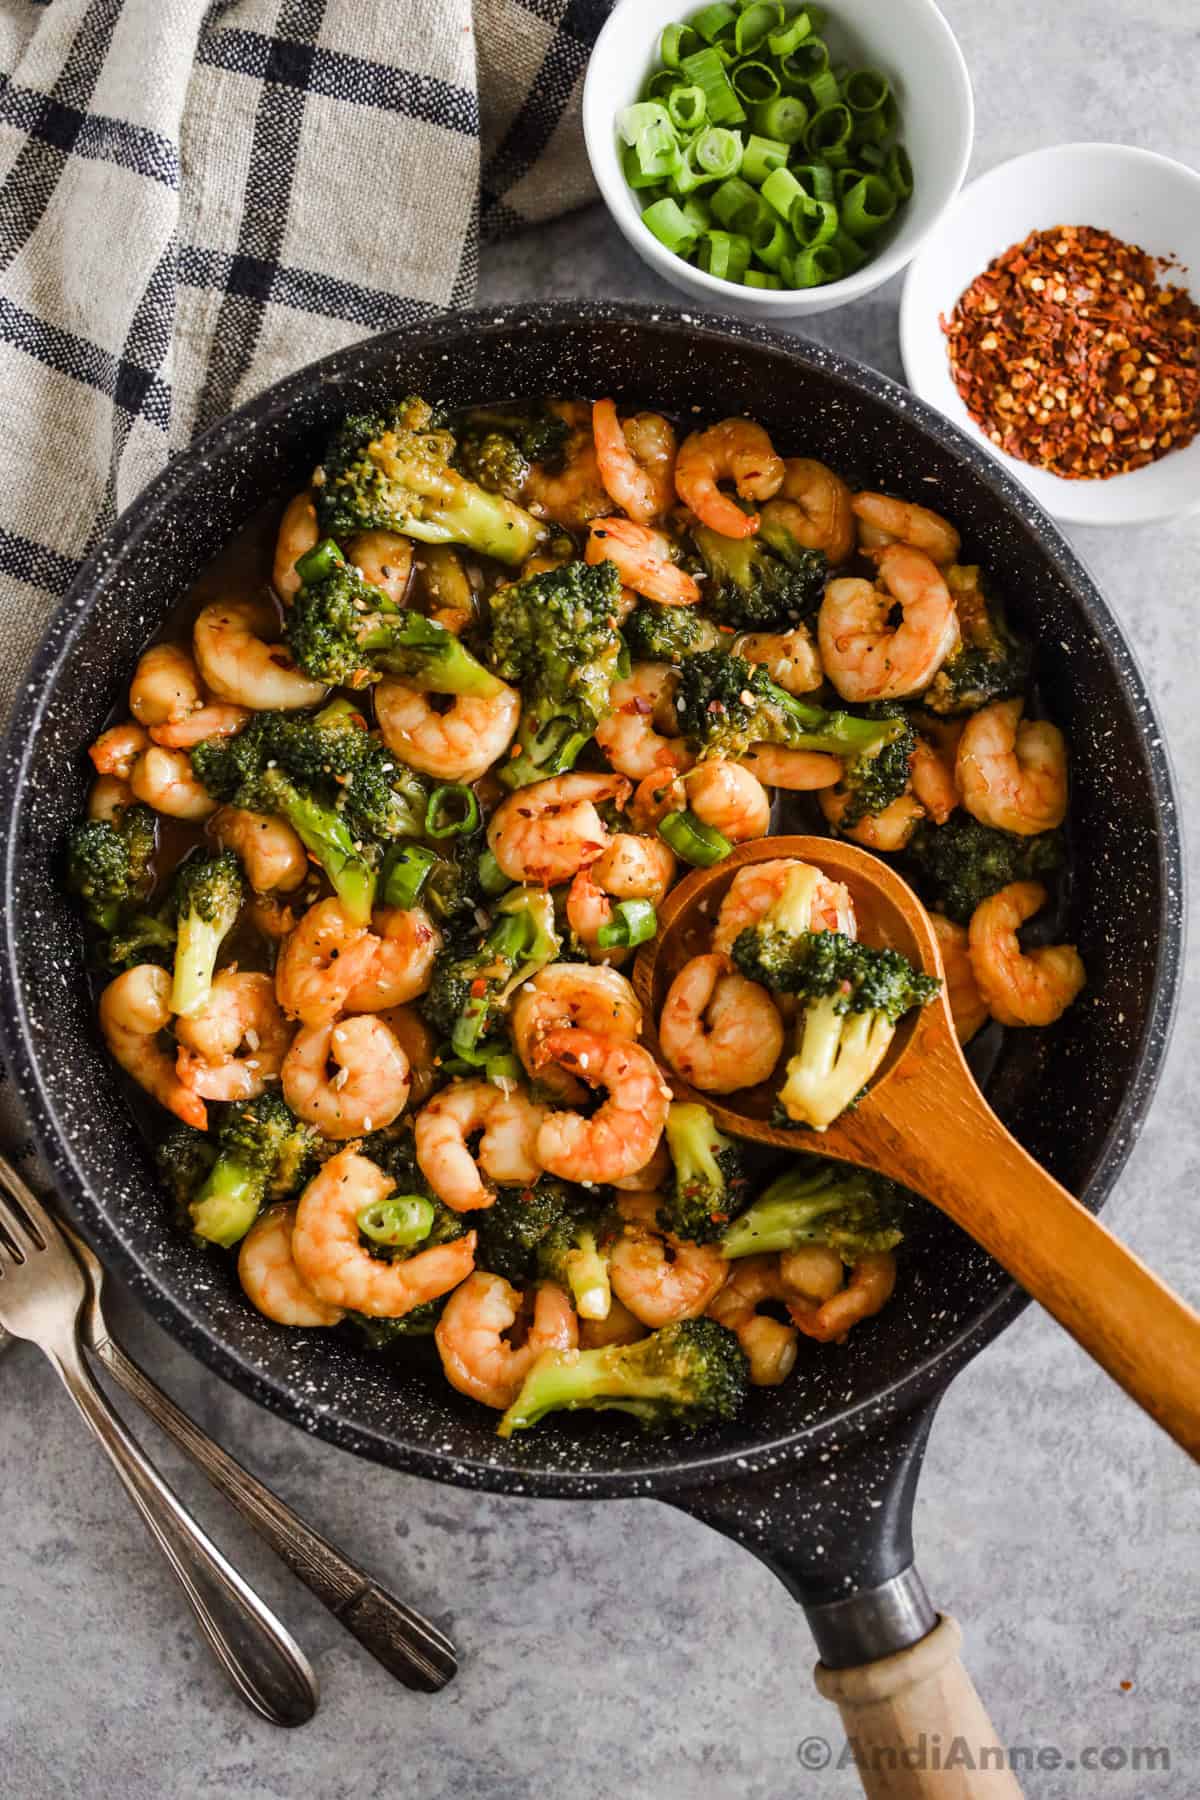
left=0, top=1168, right=318, bottom=1727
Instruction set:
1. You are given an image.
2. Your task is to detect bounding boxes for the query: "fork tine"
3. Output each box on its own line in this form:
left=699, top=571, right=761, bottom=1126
left=0, top=1160, right=48, bottom=1254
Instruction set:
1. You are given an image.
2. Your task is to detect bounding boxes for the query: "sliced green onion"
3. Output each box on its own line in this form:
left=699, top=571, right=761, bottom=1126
left=743, top=269, right=782, bottom=289
left=642, top=195, right=703, bottom=255
left=425, top=784, right=479, bottom=840
left=679, top=191, right=715, bottom=236
left=658, top=809, right=733, bottom=867
left=858, top=141, right=886, bottom=170
left=791, top=160, right=835, bottom=204
left=767, top=10, right=814, bottom=57
left=805, top=101, right=853, bottom=163
left=692, top=3, right=738, bottom=45
left=842, top=173, right=896, bottom=239
left=730, top=59, right=779, bottom=104
left=667, top=83, right=707, bottom=132
left=795, top=194, right=838, bottom=247
left=633, top=117, right=682, bottom=181
left=885, top=143, right=913, bottom=200
left=380, top=842, right=437, bottom=909
left=831, top=228, right=868, bottom=274
left=836, top=165, right=869, bottom=201
left=667, top=139, right=723, bottom=196
left=293, top=537, right=345, bottom=585
left=845, top=68, right=889, bottom=115
left=617, top=100, right=671, bottom=145
left=622, top=142, right=665, bottom=191
left=804, top=68, right=840, bottom=112
left=786, top=242, right=843, bottom=287
left=595, top=899, right=658, bottom=950
left=661, top=21, right=702, bottom=66
left=644, top=68, right=681, bottom=102
left=680, top=45, right=746, bottom=124
left=484, top=1051, right=523, bottom=1086
left=694, top=125, right=743, bottom=177
left=696, top=228, right=752, bottom=282
left=760, top=164, right=812, bottom=235
left=358, top=1196, right=435, bottom=1249
left=477, top=848, right=511, bottom=899
left=734, top=1, right=784, bottom=56
left=740, top=132, right=788, bottom=184
left=711, top=173, right=769, bottom=233
left=752, top=215, right=796, bottom=270
left=751, top=92, right=808, bottom=143
left=781, top=36, right=829, bottom=86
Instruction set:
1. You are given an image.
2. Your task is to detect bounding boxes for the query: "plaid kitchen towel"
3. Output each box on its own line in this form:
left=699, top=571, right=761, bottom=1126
left=0, top=0, right=610, bottom=702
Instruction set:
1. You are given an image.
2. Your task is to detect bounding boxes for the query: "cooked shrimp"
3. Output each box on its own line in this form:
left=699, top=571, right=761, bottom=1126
left=273, top=490, right=319, bottom=603
left=586, top=518, right=700, bottom=606
left=487, top=771, right=630, bottom=886
left=375, top=677, right=520, bottom=783
left=819, top=545, right=960, bottom=703
left=853, top=492, right=961, bottom=566
left=929, top=912, right=989, bottom=1045
left=193, top=597, right=327, bottom=711
left=579, top=1294, right=647, bottom=1350
left=345, top=530, right=413, bottom=605
left=88, top=774, right=133, bottom=822
left=658, top=954, right=784, bottom=1095
left=595, top=664, right=694, bottom=780
left=609, top=1192, right=728, bottom=1328
left=435, top=1272, right=577, bottom=1410
left=820, top=784, right=925, bottom=851
left=176, top=971, right=293, bottom=1101
left=910, top=735, right=959, bottom=825
left=534, top=1030, right=671, bottom=1184
left=778, top=1245, right=846, bottom=1305
left=956, top=699, right=1068, bottom=836
left=374, top=1004, right=439, bottom=1106
left=149, top=703, right=252, bottom=749
left=129, top=745, right=217, bottom=820
left=282, top=1015, right=412, bottom=1138
left=608, top=1140, right=672, bottom=1193
left=713, top=859, right=856, bottom=956
left=707, top=1256, right=797, bottom=1386
left=737, top=745, right=843, bottom=791
left=510, top=963, right=643, bottom=1099
left=788, top=1251, right=898, bottom=1343
left=415, top=1079, right=547, bottom=1212
left=212, top=806, right=308, bottom=894
left=524, top=403, right=611, bottom=530
left=761, top=457, right=855, bottom=563
left=89, top=722, right=149, bottom=780
left=129, top=643, right=203, bottom=728
left=274, top=897, right=380, bottom=1027
left=341, top=906, right=441, bottom=1011
left=592, top=400, right=677, bottom=523
left=98, top=965, right=206, bottom=1130
left=247, top=895, right=299, bottom=942
left=967, top=882, right=1085, bottom=1029
left=734, top=624, right=823, bottom=695
left=238, top=1204, right=344, bottom=1328
left=293, top=1148, right=476, bottom=1317
left=631, top=760, right=771, bottom=843
left=567, top=833, right=675, bottom=964
left=674, top=418, right=785, bottom=538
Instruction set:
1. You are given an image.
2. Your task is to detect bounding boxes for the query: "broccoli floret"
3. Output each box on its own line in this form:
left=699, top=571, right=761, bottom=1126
left=904, top=814, right=1064, bottom=925
left=722, top=1161, right=907, bottom=1261
left=538, top=1198, right=616, bottom=1320
left=488, top=558, right=624, bottom=787
left=925, top=567, right=1031, bottom=715
left=315, top=396, right=544, bottom=566
left=829, top=705, right=917, bottom=830
left=458, top=405, right=570, bottom=472
left=104, top=909, right=177, bottom=971
left=692, top=521, right=826, bottom=630
left=622, top=602, right=725, bottom=663
left=65, top=803, right=157, bottom=933
left=155, top=1124, right=217, bottom=1228
left=422, top=886, right=560, bottom=1061
left=454, top=429, right=531, bottom=502
left=498, top=1317, right=749, bottom=1436
left=344, top=1303, right=443, bottom=1346
left=286, top=544, right=505, bottom=695
left=675, top=651, right=908, bottom=764
left=470, top=1175, right=604, bottom=1302
left=180, top=1094, right=319, bottom=1248
left=659, top=1102, right=749, bottom=1243
left=166, top=849, right=244, bottom=1019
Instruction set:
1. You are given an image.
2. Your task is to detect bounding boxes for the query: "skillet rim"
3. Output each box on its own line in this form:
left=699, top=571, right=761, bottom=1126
left=0, top=301, right=1183, bottom=1498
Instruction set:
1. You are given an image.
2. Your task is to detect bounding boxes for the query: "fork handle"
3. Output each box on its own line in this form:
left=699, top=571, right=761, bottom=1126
left=92, top=1333, right=456, bottom=1691
left=44, top=1337, right=318, bottom=1727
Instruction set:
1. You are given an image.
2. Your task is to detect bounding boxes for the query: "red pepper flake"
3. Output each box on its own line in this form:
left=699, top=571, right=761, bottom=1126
left=940, top=224, right=1200, bottom=479
left=469, top=977, right=488, bottom=998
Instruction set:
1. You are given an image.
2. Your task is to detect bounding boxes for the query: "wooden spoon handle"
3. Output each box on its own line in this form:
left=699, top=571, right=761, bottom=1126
left=849, top=1029, right=1200, bottom=1461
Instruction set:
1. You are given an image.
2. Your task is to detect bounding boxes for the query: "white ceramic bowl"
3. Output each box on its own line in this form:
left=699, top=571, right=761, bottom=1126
left=901, top=142, right=1200, bottom=528
left=582, top=0, right=973, bottom=319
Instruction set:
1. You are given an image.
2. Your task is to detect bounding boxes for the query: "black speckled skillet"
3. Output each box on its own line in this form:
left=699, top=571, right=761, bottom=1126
left=0, top=306, right=1182, bottom=1701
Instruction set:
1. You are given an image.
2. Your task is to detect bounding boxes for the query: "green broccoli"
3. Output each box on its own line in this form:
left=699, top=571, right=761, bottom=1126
left=659, top=1102, right=749, bottom=1243
left=472, top=1178, right=613, bottom=1317
left=285, top=542, right=505, bottom=695
left=731, top=865, right=940, bottom=1129
left=455, top=404, right=570, bottom=478
left=904, top=814, right=1064, bottom=924
left=104, top=909, right=177, bottom=971
left=537, top=1199, right=616, bottom=1321
left=722, top=1160, right=907, bottom=1261
left=622, top=602, right=725, bottom=663
left=344, top=1304, right=443, bottom=1346
left=487, top=558, right=624, bottom=787
left=179, top=1094, right=319, bottom=1248
left=674, top=650, right=908, bottom=764
left=65, top=803, right=157, bottom=932
left=498, top=1317, right=749, bottom=1436
left=692, top=518, right=827, bottom=630
left=315, top=396, right=544, bottom=566
left=826, top=706, right=917, bottom=830
left=454, top=429, right=531, bottom=502
left=155, top=1124, right=217, bottom=1228
left=924, top=567, right=1031, bottom=715
left=167, top=850, right=244, bottom=1019
left=421, top=886, right=560, bottom=1061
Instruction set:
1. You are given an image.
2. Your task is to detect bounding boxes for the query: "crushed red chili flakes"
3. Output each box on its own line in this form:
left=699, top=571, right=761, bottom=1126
left=941, top=224, right=1200, bottom=479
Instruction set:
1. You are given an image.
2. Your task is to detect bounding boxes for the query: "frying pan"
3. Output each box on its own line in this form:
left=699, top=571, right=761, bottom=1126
left=0, top=305, right=1182, bottom=1781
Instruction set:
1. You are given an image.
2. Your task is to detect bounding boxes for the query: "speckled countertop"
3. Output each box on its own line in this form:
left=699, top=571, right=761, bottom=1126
left=3, top=2, right=1198, bottom=1795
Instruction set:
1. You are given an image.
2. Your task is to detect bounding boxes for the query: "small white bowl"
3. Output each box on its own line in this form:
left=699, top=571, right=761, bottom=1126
left=582, top=0, right=973, bottom=319
left=900, top=142, right=1200, bottom=528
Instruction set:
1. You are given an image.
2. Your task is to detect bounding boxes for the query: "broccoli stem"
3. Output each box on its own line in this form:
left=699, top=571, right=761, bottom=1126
left=170, top=918, right=227, bottom=1019
left=362, top=613, right=506, bottom=699
left=561, top=1228, right=611, bottom=1320
left=272, top=784, right=376, bottom=924
left=722, top=1166, right=850, bottom=1256
left=500, top=716, right=594, bottom=791
left=189, top=1160, right=262, bottom=1248
left=775, top=693, right=907, bottom=759
left=497, top=1346, right=673, bottom=1436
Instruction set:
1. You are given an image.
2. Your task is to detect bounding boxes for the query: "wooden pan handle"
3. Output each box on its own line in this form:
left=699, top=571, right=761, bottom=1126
left=814, top=1616, right=1022, bottom=1799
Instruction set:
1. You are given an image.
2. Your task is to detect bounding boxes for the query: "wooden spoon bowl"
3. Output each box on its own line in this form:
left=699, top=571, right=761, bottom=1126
left=633, top=834, right=1200, bottom=1460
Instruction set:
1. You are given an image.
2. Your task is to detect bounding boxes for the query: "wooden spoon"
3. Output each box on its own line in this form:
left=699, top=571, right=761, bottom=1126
left=633, top=834, right=1200, bottom=1461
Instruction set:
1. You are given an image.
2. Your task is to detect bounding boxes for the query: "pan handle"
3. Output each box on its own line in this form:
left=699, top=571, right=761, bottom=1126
left=663, top=1400, right=1023, bottom=1798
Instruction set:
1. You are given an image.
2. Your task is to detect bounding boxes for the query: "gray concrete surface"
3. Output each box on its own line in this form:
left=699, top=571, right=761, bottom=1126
left=2, top=2, right=1198, bottom=1794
